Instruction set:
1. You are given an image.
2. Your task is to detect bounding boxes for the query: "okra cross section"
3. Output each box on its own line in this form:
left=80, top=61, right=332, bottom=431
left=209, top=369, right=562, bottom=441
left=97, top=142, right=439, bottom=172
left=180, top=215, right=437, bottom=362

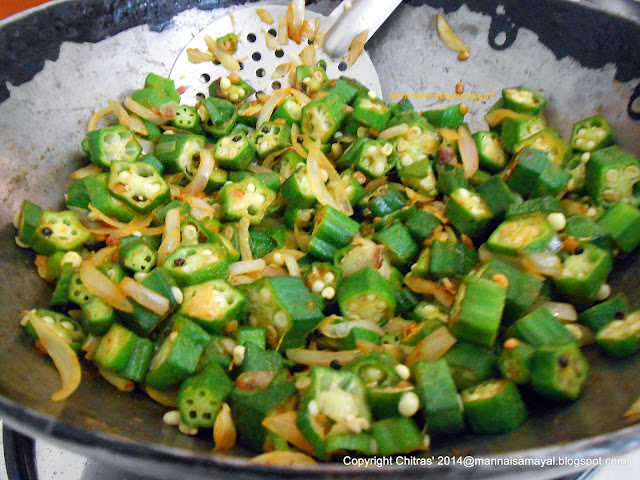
left=213, top=132, right=256, bottom=170
left=219, top=176, right=276, bottom=224
left=337, top=267, right=397, bottom=324
left=22, top=309, right=85, bottom=352
left=570, top=115, right=614, bottom=153
left=164, top=243, right=229, bottom=287
left=155, top=134, right=206, bottom=175
left=244, top=276, right=324, bottom=350
left=31, top=210, right=93, bottom=256
left=552, top=242, right=612, bottom=299
left=248, top=121, right=292, bottom=158
left=585, top=146, right=640, bottom=207
left=301, top=94, right=347, bottom=143
left=177, top=280, right=245, bottom=334
left=595, top=311, right=640, bottom=357
left=309, top=205, right=360, bottom=261
left=487, top=214, right=555, bottom=254
left=445, top=187, right=493, bottom=238
left=107, top=161, right=170, bottom=214
left=530, top=343, right=589, bottom=400
left=83, top=125, right=142, bottom=168
left=461, top=379, right=528, bottom=434
left=353, top=139, right=398, bottom=179
left=502, top=86, right=547, bottom=115
left=177, top=363, right=233, bottom=428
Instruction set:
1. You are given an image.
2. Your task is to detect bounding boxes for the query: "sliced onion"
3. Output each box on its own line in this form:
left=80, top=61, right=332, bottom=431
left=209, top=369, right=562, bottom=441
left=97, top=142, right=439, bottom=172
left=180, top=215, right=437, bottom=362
left=289, top=88, right=312, bottom=105
left=205, top=34, right=240, bottom=70
left=28, top=312, right=82, bottom=401
left=264, top=29, right=279, bottom=50
left=405, top=187, right=436, bottom=205
left=229, top=259, right=266, bottom=276
left=378, top=123, right=408, bottom=140
left=160, top=101, right=178, bottom=121
left=187, top=47, right=216, bottom=64
left=300, top=44, right=316, bottom=67
left=285, top=348, right=360, bottom=366
left=260, top=265, right=289, bottom=277
left=348, top=29, right=368, bottom=67
left=235, top=370, right=274, bottom=391
left=521, top=252, right=563, bottom=278
left=144, top=386, right=178, bottom=407
left=237, top=217, right=253, bottom=261
left=91, top=246, right=117, bottom=266
left=263, top=248, right=305, bottom=265
left=213, top=403, right=237, bottom=450
left=256, top=8, right=274, bottom=24
left=404, top=326, right=457, bottom=368
left=436, top=13, right=469, bottom=53
left=278, top=14, right=289, bottom=45
left=282, top=253, right=301, bottom=277
left=81, top=261, right=133, bottom=312
left=307, top=146, right=353, bottom=216
left=87, top=105, right=113, bottom=131
left=71, top=163, right=102, bottom=179
left=81, top=335, right=101, bottom=361
left=319, top=319, right=384, bottom=339
left=458, top=125, right=479, bottom=178
left=87, top=204, right=153, bottom=230
left=128, top=113, right=149, bottom=136
left=340, top=239, right=389, bottom=279
left=183, top=148, right=214, bottom=195
left=251, top=451, right=317, bottom=465
left=272, top=62, right=291, bottom=79
left=315, top=29, right=326, bottom=48
left=302, top=18, right=319, bottom=42
left=158, top=207, right=181, bottom=266
left=98, top=366, right=135, bottom=392
left=34, top=255, right=51, bottom=282
left=287, top=0, right=305, bottom=44
left=257, top=89, right=289, bottom=128
left=229, top=275, right=258, bottom=286
left=108, top=99, right=131, bottom=129
left=262, top=411, right=314, bottom=455
left=484, top=109, right=531, bottom=128
left=124, top=96, right=167, bottom=125
left=119, top=277, right=169, bottom=316
left=531, top=299, right=578, bottom=322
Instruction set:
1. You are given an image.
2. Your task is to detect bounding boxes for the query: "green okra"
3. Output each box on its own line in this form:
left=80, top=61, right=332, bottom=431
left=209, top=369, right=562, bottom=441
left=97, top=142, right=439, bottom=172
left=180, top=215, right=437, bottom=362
left=498, top=338, right=535, bottom=384
left=585, top=146, right=640, bottom=207
left=177, top=363, right=233, bottom=428
left=571, top=115, right=614, bottom=153
left=443, top=341, right=496, bottom=391
left=461, top=379, right=528, bottom=433
left=530, top=342, right=589, bottom=399
left=508, top=308, right=576, bottom=348
left=596, top=201, right=640, bottom=253
left=595, top=311, right=640, bottom=357
left=337, top=267, right=397, bottom=324
left=579, top=294, right=629, bottom=332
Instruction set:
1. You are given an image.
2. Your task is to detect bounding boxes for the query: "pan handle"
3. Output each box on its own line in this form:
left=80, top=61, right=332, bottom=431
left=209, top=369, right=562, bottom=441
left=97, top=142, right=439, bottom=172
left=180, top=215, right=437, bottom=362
left=2, top=425, right=38, bottom=480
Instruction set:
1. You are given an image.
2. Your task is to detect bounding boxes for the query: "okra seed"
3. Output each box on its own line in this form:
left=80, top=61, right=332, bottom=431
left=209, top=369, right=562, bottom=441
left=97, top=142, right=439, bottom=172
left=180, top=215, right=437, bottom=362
left=398, top=391, right=420, bottom=417
left=400, top=155, right=413, bottom=167
left=557, top=356, right=569, bottom=368
left=261, top=126, right=270, bottom=134
left=566, top=323, right=583, bottom=341
left=364, top=293, right=376, bottom=302
left=605, top=169, right=620, bottom=183
left=162, top=410, right=181, bottom=426
left=178, top=421, right=198, bottom=436
left=344, top=1, right=353, bottom=10
left=246, top=182, right=256, bottom=193
left=232, top=345, right=246, bottom=365
left=220, top=77, right=232, bottom=89
left=308, top=400, right=319, bottom=416
left=173, top=257, right=185, bottom=267
left=547, top=212, right=567, bottom=231
left=134, top=272, right=148, bottom=282
left=329, top=360, right=341, bottom=370
left=249, top=315, right=258, bottom=326
left=42, top=316, right=54, bottom=325
left=323, top=272, right=335, bottom=283
left=321, top=287, right=335, bottom=299
left=395, top=364, right=410, bottom=380
left=575, top=137, right=585, bottom=146
left=376, top=300, right=387, bottom=310
left=266, top=325, right=278, bottom=338
left=397, top=139, right=408, bottom=152
left=504, top=338, right=520, bottom=349
left=311, top=280, right=325, bottom=293
left=297, top=136, right=304, bottom=143
left=61, top=251, right=83, bottom=269
left=259, top=287, right=272, bottom=302
left=201, top=249, right=213, bottom=256
left=381, top=143, right=393, bottom=156
left=423, top=434, right=431, bottom=448
left=596, top=283, right=611, bottom=301
left=586, top=140, right=596, bottom=149
left=361, top=158, right=371, bottom=168
left=581, top=152, right=591, bottom=163
left=272, top=253, right=284, bottom=266
left=625, top=165, right=640, bottom=179
left=230, top=93, right=239, bottom=101
left=42, top=227, right=52, bottom=236
left=171, top=287, right=183, bottom=304
left=573, top=246, right=584, bottom=255
left=330, top=143, right=343, bottom=157
left=274, top=311, right=288, bottom=328
left=408, top=126, right=422, bottom=140
left=586, top=207, right=598, bottom=218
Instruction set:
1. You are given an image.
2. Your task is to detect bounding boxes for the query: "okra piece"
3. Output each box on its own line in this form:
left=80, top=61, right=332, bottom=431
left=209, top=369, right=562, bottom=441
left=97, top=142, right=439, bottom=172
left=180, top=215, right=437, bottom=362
left=216, top=32, right=238, bottom=53
left=340, top=168, right=367, bottom=206
left=502, top=86, right=546, bottom=115
left=366, top=384, right=415, bottom=420
left=319, top=76, right=368, bottom=104
left=413, top=359, right=464, bottom=436
left=16, top=200, right=43, bottom=246
left=201, top=97, right=237, bottom=138
left=49, top=260, right=74, bottom=308
left=164, top=243, right=229, bottom=287
left=579, top=294, right=629, bottom=332
left=461, top=380, right=528, bottom=434
left=118, top=268, right=178, bottom=336
left=564, top=214, right=613, bottom=251
left=326, top=432, right=375, bottom=456
left=303, top=262, right=341, bottom=302
left=244, top=276, right=324, bottom=350
left=506, top=147, right=571, bottom=197
left=198, top=336, right=234, bottom=371
left=81, top=296, right=116, bottom=336
left=445, top=187, right=493, bottom=238
left=595, top=311, right=640, bottom=357
left=427, top=240, right=478, bottom=279
left=498, top=338, right=535, bottom=384
left=145, top=317, right=211, bottom=390
left=487, top=214, right=556, bottom=254
left=422, top=104, right=466, bottom=129
left=120, top=336, right=154, bottom=382
left=236, top=100, right=262, bottom=127
left=118, top=234, right=160, bottom=273
left=585, top=146, right=640, bottom=207
left=213, top=132, right=256, bottom=170
left=340, top=327, right=382, bottom=350
left=351, top=96, right=390, bottom=131
left=300, top=94, right=347, bottom=143
left=360, top=183, right=407, bottom=218
left=374, top=221, right=419, bottom=268
left=337, top=267, right=397, bottom=324
left=297, top=366, right=372, bottom=460
left=473, top=131, right=507, bottom=173
left=553, top=243, right=612, bottom=299
left=219, top=176, right=275, bottom=225
left=131, top=73, right=180, bottom=110
left=399, top=158, right=438, bottom=196
left=571, top=115, right=614, bottom=152
left=352, top=139, right=397, bottom=179
left=247, top=121, right=292, bottom=158
left=272, top=94, right=304, bottom=124
left=309, top=205, right=360, bottom=261
left=344, top=351, right=400, bottom=389
left=171, top=104, right=202, bottom=134
left=476, top=259, right=543, bottom=324
left=370, top=417, right=424, bottom=455
left=514, top=128, right=571, bottom=167
left=231, top=370, right=297, bottom=451
left=391, top=112, right=441, bottom=169
left=389, top=97, right=414, bottom=117
left=85, top=173, right=136, bottom=222
left=530, top=342, right=589, bottom=399
left=93, top=324, right=139, bottom=372
left=155, top=133, right=206, bottom=175
left=31, top=210, right=93, bottom=256
left=501, top=116, right=546, bottom=153
left=436, top=163, right=468, bottom=196
left=66, top=177, right=90, bottom=210
left=177, top=280, right=245, bottom=334
left=68, top=271, right=95, bottom=306
left=508, top=308, right=576, bottom=348
left=596, top=201, right=640, bottom=253
left=281, top=164, right=315, bottom=208
left=84, top=125, right=142, bottom=168
left=505, top=196, right=563, bottom=219
left=476, top=176, right=517, bottom=218
left=449, top=276, right=506, bottom=348
left=443, top=341, right=496, bottom=391
left=22, top=309, right=85, bottom=352
left=177, top=363, right=233, bottom=428
left=236, top=343, right=281, bottom=374
left=210, top=75, right=253, bottom=103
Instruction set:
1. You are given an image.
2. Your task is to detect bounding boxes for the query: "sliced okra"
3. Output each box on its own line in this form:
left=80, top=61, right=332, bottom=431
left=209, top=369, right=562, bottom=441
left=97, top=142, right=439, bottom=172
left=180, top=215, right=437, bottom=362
left=236, top=100, right=262, bottom=127
left=93, top=324, right=139, bottom=372
left=498, top=338, right=535, bottom=384
left=309, top=206, right=360, bottom=262
left=344, top=351, right=400, bottom=389
left=502, top=86, right=546, bottom=115
left=131, top=73, right=180, bottom=110
left=366, top=384, right=416, bottom=420
left=337, top=267, right=397, bottom=324
left=564, top=214, right=613, bottom=252
left=399, top=158, right=438, bottom=196
left=552, top=242, right=612, bottom=299
left=436, top=163, right=468, bottom=196
left=272, top=94, right=304, bottom=124
left=164, top=243, right=229, bottom=287
left=178, top=280, right=245, bottom=334
left=390, top=112, right=441, bottom=169
left=236, top=327, right=266, bottom=349
left=247, top=121, right=292, bottom=158
left=571, top=115, right=614, bottom=152
left=508, top=308, right=576, bottom=348
left=373, top=221, right=419, bottom=268
left=22, top=308, right=85, bottom=352
left=85, top=173, right=136, bottom=223
left=473, top=130, right=507, bottom=172
left=476, top=176, right=518, bottom=218
left=595, top=311, right=640, bottom=357
left=81, top=296, right=116, bottom=336
left=303, top=262, right=342, bottom=301
left=177, top=363, right=233, bottom=428
left=578, top=294, right=629, bottom=332
left=505, top=196, right=562, bottom=219
left=201, top=97, right=237, bottom=138
left=351, top=96, right=390, bottom=131
left=353, top=139, right=397, bottom=179
left=210, top=75, right=253, bottom=103
left=171, top=105, right=202, bottom=134
left=301, top=94, right=347, bottom=143
left=219, top=176, right=276, bottom=225
left=427, top=240, right=478, bottom=280
left=318, top=76, right=368, bottom=104
left=445, top=187, right=493, bottom=238
left=596, top=201, right=640, bottom=253
left=501, top=116, right=546, bottom=153
left=530, top=342, right=589, bottom=400
left=16, top=200, right=43, bottom=246
left=83, top=125, right=142, bottom=168
left=120, top=336, right=154, bottom=382
left=340, top=168, right=367, bottom=206
left=514, top=128, right=571, bottom=166
left=216, top=33, right=238, bottom=53
left=108, top=161, right=170, bottom=214
left=31, top=210, right=93, bottom=256
left=422, top=103, right=466, bottom=129
left=443, top=341, right=496, bottom=391
left=585, top=146, right=640, bottom=207
left=487, top=214, right=556, bottom=254
left=359, top=183, right=407, bottom=218
left=505, top=147, right=571, bottom=197
left=155, top=134, right=207, bottom=175
left=461, top=379, right=528, bottom=433
left=370, top=417, right=424, bottom=455
left=281, top=164, right=316, bottom=208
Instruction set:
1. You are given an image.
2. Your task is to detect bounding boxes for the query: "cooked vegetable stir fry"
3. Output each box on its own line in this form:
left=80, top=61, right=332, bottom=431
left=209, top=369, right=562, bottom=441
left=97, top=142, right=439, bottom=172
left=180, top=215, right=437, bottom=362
left=14, top=56, right=640, bottom=461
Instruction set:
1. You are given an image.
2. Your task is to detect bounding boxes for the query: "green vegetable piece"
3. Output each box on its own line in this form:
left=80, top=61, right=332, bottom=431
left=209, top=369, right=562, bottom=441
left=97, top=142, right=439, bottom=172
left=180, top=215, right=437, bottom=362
left=422, top=104, right=465, bottom=128
left=344, top=351, right=400, bottom=389
left=370, top=417, right=424, bottom=455
left=530, top=342, right=589, bottom=399
left=155, top=133, right=206, bottom=175
left=476, top=176, right=517, bottom=218
left=295, top=65, right=327, bottom=95
left=564, top=214, right=613, bottom=251
left=171, top=105, right=202, bottom=134
left=436, top=163, right=468, bottom=196
left=360, top=183, right=407, bottom=218
left=309, top=205, right=359, bottom=261
left=473, top=131, right=507, bottom=172
left=595, top=311, right=640, bottom=357
left=398, top=158, right=438, bottom=196
left=16, top=200, right=43, bottom=246
left=445, top=187, right=493, bottom=238
left=81, top=296, right=116, bottom=336
left=571, top=115, right=614, bottom=153
left=216, top=33, right=238, bottom=53
left=132, top=73, right=180, bottom=110
left=272, top=94, right=304, bottom=124
left=427, top=240, right=478, bottom=279
left=340, top=327, right=381, bottom=350
left=597, top=201, right=640, bottom=253
left=31, top=210, right=93, bottom=256
left=553, top=242, right=612, bottom=299
left=248, top=121, right=292, bottom=158
left=579, top=294, right=629, bottom=332
left=498, top=338, right=535, bottom=384
left=337, top=267, right=397, bottom=324
left=281, top=164, right=315, bottom=208
left=49, top=261, right=74, bottom=308
left=326, top=432, right=375, bottom=456
left=85, top=173, right=136, bottom=222
left=505, top=196, right=562, bottom=219
left=198, top=336, right=234, bottom=371
left=340, top=168, right=367, bottom=206
left=297, top=366, right=371, bottom=459
left=388, top=97, right=414, bottom=117
left=118, top=235, right=159, bottom=273
left=84, top=125, right=142, bottom=168
left=201, top=97, right=237, bottom=138
left=145, top=317, right=211, bottom=390
left=219, top=176, right=276, bottom=225
left=164, top=243, right=229, bottom=287
left=236, top=100, right=262, bottom=127
left=239, top=341, right=283, bottom=374
left=449, top=276, right=506, bottom=348
left=301, top=94, right=347, bottom=143
left=443, top=341, right=496, bottom=391
left=68, top=272, right=95, bottom=306
left=210, top=75, right=253, bottom=103
left=177, top=363, right=233, bottom=428
left=23, top=309, right=85, bottom=352
left=506, top=147, right=571, bottom=197
left=509, top=308, right=576, bottom=348
left=353, top=139, right=397, bottom=179
left=178, top=280, right=245, bottom=334
left=213, top=132, right=256, bottom=170
left=514, top=128, right=571, bottom=167
left=404, top=208, right=440, bottom=243
left=352, top=96, right=390, bottom=131
left=319, top=76, right=367, bottom=104
left=93, top=324, right=138, bottom=372
left=243, top=275, right=324, bottom=350
left=487, top=214, right=555, bottom=254
left=585, top=146, right=640, bottom=207
left=461, top=380, right=528, bottom=433
left=120, top=337, right=154, bottom=382
left=501, top=116, right=546, bottom=153
left=236, top=327, right=266, bottom=349
left=413, top=359, right=464, bottom=436
left=374, top=221, right=419, bottom=268
left=502, top=86, right=546, bottom=115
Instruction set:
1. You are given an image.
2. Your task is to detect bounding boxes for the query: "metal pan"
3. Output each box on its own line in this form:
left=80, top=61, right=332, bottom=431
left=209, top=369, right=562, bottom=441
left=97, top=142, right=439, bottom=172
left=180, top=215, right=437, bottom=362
left=0, top=1, right=639, bottom=478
